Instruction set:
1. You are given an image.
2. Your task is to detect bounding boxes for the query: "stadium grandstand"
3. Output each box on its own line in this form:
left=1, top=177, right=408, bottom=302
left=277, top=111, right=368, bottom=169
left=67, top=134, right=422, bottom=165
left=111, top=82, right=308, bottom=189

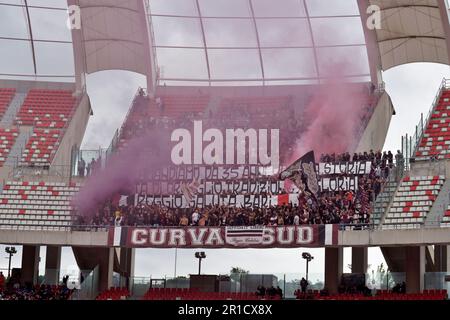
left=1, top=0, right=450, bottom=304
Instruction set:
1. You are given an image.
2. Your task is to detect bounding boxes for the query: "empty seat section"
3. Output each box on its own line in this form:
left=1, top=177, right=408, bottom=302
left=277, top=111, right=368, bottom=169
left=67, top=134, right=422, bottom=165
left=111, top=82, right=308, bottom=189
left=383, top=176, right=445, bottom=229
left=415, top=90, right=450, bottom=160
left=0, top=88, right=16, bottom=117
left=15, top=89, right=77, bottom=167
left=20, top=129, right=60, bottom=166
left=15, top=89, right=75, bottom=126
left=0, top=128, right=19, bottom=166
left=441, top=206, right=450, bottom=227
left=0, top=181, right=81, bottom=231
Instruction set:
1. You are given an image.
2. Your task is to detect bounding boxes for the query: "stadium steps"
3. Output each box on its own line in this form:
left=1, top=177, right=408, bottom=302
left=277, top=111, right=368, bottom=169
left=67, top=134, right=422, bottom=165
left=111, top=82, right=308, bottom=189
left=372, top=176, right=399, bottom=226
left=378, top=174, right=403, bottom=227
left=381, top=175, right=445, bottom=229
left=424, top=178, right=450, bottom=227
left=4, top=126, right=33, bottom=167
left=0, top=92, right=27, bottom=127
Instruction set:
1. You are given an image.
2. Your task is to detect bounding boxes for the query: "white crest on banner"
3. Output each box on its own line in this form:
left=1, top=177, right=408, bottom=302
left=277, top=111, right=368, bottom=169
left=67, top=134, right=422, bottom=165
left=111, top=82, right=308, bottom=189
left=225, top=226, right=265, bottom=247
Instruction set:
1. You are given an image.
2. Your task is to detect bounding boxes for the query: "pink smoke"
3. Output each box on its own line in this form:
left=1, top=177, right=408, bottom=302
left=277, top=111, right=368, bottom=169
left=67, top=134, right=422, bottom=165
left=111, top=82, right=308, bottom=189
left=288, top=66, right=374, bottom=164
left=73, top=127, right=173, bottom=215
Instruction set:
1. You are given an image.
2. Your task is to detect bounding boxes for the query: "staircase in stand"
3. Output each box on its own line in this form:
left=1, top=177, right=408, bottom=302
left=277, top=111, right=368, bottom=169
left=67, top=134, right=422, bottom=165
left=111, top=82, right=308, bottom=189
left=0, top=92, right=27, bottom=127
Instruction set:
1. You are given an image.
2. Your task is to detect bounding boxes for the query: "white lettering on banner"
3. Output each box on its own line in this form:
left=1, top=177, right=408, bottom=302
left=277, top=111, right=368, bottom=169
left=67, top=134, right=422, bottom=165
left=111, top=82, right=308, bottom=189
left=205, top=228, right=224, bottom=245
left=148, top=165, right=273, bottom=181
left=149, top=229, right=168, bottom=245
left=188, top=228, right=208, bottom=246
left=318, top=161, right=372, bottom=175
left=168, top=229, right=186, bottom=246
left=319, top=176, right=359, bottom=191
left=277, top=226, right=295, bottom=244
left=136, top=194, right=299, bottom=208
left=137, top=179, right=283, bottom=196
left=131, top=229, right=148, bottom=245
left=296, top=227, right=313, bottom=244
left=125, top=226, right=335, bottom=247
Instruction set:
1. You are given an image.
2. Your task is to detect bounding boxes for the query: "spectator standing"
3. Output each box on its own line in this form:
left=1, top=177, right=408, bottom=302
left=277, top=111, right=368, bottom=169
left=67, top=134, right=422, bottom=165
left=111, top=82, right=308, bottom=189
left=179, top=214, right=189, bottom=226
left=395, top=150, right=404, bottom=179
left=191, top=209, right=200, bottom=226
left=300, top=277, right=308, bottom=293
left=0, top=272, right=5, bottom=289
left=78, top=158, right=85, bottom=177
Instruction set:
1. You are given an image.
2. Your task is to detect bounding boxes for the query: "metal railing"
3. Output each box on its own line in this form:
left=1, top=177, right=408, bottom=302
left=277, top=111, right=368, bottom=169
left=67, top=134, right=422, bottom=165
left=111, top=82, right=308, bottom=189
left=404, top=78, right=450, bottom=165
left=7, top=164, right=74, bottom=182
left=370, top=165, right=402, bottom=226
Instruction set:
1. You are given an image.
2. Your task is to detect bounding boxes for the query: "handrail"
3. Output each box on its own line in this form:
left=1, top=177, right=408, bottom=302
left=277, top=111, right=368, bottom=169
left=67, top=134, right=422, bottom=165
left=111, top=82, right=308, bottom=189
left=370, top=165, right=401, bottom=226
left=111, top=87, right=148, bottom=153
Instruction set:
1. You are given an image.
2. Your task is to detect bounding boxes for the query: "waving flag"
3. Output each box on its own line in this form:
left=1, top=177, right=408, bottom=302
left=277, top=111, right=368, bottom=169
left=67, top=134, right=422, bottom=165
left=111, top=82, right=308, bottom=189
left=279, top=151, right=318, bottom=196
left=180, top=177, right=202, bottom=202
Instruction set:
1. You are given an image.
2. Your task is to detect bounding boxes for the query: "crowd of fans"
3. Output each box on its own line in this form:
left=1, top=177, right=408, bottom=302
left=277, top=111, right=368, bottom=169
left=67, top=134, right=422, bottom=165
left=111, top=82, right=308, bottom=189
left=0, top=270, right=76, bottom=301
left=76, top=150, right=400, bottom=228
left=73, top=88, right=395, bottom=228
left=256, top=285, right=283, bottom=299
left=0, top=271, right=73, bottom=300
left=77, top=157, right=100, bottom=177
left=0, top=284, right=73, bottom=301
left=320, top=150, right=404, bottom=170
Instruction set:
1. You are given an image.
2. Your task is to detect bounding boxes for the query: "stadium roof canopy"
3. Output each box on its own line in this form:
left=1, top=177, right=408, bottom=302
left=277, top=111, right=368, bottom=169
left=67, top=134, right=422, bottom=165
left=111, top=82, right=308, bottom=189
left=1, top=0, right=450, bottom=89
left=360, top=0, right=450, bottom=71
left=0, top=0, right=75, bottom=82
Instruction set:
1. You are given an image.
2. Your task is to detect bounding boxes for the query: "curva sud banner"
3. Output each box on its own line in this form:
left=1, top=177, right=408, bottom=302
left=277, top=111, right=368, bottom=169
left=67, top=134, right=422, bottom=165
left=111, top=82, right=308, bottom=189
left=108, top=225, right=339, bottom=248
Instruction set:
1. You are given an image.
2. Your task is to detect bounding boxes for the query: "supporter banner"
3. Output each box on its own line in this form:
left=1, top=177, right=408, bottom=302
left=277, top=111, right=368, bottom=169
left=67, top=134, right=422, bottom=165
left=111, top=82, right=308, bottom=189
left=318, top=161, right=372, bottom=175
left=319, top=176, right=359, bottom=191
left=135, top=194, right=298, bottom=208
left=147, top=165, right=272, bottom=181
left=108, top=225, right=339, bottom=248
left=136, top=179, right=283, bottom=196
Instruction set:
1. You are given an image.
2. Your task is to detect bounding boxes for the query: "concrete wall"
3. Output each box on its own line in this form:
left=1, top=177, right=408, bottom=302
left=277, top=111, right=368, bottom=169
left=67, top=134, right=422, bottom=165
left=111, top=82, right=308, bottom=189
left=356, top=91, right=394, bottom=152
left=0, top=80, right=75, bottom=94
left=410, top=159, right=449, bottom=178
left=0, top=230, right=108, bottom=247
left=340, top=228, right=450, bottom=247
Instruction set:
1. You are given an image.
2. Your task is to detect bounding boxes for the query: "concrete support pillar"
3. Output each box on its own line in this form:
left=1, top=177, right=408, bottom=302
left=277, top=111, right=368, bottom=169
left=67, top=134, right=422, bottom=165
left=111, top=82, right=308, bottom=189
left=434, top=245, right=448, bottom=272
left=352, top=247, right=368, bottom=274
left=405, top=246, right=425, bottom=294
left=447, top=246, right=450, bottom=273
left=45, top=246, right=61, bottom=285
left=21, top=245, right=40, bottom=286
left=98, top=248, right=114, bottom=292
left=324, top=247, right=343, bottom=294
left=119, top=248, right=135, bottom=291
